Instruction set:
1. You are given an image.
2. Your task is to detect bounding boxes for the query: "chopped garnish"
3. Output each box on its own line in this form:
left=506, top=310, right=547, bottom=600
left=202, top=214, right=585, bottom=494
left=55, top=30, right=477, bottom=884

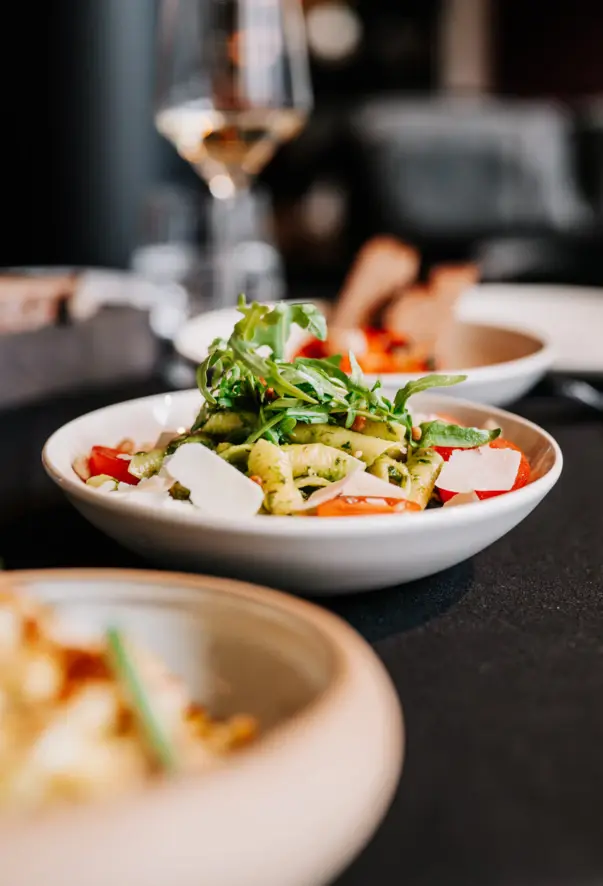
left=105, top=627, right=179, bottom=774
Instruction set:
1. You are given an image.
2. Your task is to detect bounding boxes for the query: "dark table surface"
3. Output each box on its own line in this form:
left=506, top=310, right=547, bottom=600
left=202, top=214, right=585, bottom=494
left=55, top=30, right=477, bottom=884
left=1, top=374, right=601, bottom=886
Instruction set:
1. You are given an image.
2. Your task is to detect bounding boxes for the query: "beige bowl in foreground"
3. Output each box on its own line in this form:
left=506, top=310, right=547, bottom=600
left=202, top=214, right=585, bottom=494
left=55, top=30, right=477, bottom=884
left=43, top=390, right=563, bottom=594
left=0, top=568, right=403, bottom=886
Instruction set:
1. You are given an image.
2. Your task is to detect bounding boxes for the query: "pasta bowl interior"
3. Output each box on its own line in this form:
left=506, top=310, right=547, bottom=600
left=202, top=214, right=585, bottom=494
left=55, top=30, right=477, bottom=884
left=0, top=568, right=403, bottom=886
left=174, top=304, right=552, bottom=406
left=43, top=388, right=562, bottom=594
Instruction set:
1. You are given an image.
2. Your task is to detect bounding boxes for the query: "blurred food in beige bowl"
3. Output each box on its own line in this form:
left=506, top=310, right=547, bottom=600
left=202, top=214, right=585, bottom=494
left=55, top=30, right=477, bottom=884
left=292, top=236, right=552, bottom=405
left=0, top=569, right=403, bottom=886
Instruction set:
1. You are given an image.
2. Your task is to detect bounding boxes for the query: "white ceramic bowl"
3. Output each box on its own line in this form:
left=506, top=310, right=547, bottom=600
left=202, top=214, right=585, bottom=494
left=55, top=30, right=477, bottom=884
left=0, top=568, right=403, bottom=886
left=174, top=305, right=553, bottom=406
left=42, top=390, right=562, bottom=595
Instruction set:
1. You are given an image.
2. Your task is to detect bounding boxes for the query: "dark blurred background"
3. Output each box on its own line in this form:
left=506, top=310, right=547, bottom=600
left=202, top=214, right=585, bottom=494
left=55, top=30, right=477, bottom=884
left=11, top=0, right=603, bottom=293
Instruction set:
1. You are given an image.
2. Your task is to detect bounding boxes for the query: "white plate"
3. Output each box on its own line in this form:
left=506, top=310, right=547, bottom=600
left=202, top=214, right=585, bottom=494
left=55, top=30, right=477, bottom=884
left=0, top=568, right=402, bottom=886
left=458, top=283, right=603, bottom=373
left=42, top=390, right=562, bottom=595
left=174, top=304, right=553, bottom=406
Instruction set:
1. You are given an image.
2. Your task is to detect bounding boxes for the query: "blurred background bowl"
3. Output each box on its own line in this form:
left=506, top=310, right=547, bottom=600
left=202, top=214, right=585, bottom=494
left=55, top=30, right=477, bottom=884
left=174, top=303, right=553, bottom=406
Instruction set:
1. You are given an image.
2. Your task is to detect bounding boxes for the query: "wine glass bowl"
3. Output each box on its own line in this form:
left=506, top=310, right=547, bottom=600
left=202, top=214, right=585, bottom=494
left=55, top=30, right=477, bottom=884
left=155, top=0, right=312, bottom=197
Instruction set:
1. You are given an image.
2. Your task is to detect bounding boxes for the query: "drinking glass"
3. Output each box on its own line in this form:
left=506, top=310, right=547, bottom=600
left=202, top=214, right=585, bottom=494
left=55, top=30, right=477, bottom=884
left=154, top=0, right=313, bottom=307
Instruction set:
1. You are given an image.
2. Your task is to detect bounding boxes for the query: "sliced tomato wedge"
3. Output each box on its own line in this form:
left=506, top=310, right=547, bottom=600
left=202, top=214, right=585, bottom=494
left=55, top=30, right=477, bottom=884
left=316, top=496, right=421, bottom=517
left=88, top=446, right=139, bottom=485
left=435, top=438, right=531, bottom=503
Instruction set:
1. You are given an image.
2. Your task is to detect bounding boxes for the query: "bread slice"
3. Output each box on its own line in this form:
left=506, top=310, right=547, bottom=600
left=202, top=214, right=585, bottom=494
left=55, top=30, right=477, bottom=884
left=330, top=236, right=420, bottom=331
left=383, top=263, right=478, bottom=356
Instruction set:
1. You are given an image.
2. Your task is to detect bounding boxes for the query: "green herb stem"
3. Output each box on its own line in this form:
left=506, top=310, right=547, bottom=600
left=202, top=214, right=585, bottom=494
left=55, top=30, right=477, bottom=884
left=105, top=627, right=179, bottom=774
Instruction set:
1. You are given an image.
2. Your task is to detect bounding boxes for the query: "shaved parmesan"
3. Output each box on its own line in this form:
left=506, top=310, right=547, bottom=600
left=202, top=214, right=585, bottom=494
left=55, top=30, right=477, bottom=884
left=442, top=491, right=480, bottom=508
left=136, top=475, right=173, bottom=494
left=165, top=443, right=263, bottom=518
left=295, top=469, right=410, bottom=511
left=436, top=446, right=521, bottom=494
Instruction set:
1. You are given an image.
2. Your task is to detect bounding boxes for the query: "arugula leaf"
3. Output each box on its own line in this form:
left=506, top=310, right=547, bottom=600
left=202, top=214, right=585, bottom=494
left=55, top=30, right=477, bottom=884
left=233, top=297, right=269, bottom=343
left=264, top=360, right=319, bottom=403
left=393, top=374, right=467, bottom=413
left=347, top=351, right=365, bottom=388
left=294, top=356, right=358, bottom=390
left=246, top=412, right=285, bottom=444
left=286, top=363, right=348, bottom=402
left=419, top=420, right=501, bottom=449
left=286, top=303, right=327, bottom=341
left=278, top=415, right=297, bottom=435
left=196, top=342, right=231, bottom=405
left=280, top=405, right=332, bottom=423
left=232, top=298, right=326, bottom=360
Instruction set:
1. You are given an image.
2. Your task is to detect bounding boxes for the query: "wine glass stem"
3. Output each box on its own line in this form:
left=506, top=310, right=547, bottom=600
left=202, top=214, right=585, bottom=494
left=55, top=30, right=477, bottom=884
left=210, top=185, right=250, bottom=308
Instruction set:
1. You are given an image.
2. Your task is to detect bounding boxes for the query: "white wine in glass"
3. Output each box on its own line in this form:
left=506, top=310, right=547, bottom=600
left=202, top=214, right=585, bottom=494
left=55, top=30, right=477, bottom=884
left=155, top=0, right=313, bottom=304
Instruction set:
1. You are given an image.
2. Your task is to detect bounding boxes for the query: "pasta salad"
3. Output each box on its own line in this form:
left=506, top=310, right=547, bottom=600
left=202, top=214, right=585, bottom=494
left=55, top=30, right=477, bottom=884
left=73, top=299, right=531, bottom=517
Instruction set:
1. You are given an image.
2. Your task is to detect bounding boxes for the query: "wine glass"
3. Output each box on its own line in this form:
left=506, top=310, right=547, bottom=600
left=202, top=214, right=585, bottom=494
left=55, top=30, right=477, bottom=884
left=155, top=0, right=313, bottom=308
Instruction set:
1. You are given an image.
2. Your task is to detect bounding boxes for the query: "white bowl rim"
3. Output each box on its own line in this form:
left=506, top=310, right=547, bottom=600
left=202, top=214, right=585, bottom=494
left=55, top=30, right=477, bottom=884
left=173, top=304, right=554, bottom=385
left=42, top=389, right=563, bottom=537
left=7, top=566, right=398, bottom=798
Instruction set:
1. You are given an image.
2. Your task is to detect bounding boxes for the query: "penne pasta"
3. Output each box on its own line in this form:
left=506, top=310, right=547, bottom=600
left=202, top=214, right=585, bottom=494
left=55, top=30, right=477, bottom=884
left=290, top=424, right=404, bottom=466
left=248, top=439, right=305, bottom=515
left=406, top=449, right=444, bottom=509
left=283, top=443, right=364, bottom=481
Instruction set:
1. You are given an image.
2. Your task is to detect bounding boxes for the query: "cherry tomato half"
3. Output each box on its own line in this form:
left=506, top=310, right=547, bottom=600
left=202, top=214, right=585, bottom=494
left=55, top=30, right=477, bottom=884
left=88, top=446, right=139, bottom=485
left=436, top=438, right=530, bottom=503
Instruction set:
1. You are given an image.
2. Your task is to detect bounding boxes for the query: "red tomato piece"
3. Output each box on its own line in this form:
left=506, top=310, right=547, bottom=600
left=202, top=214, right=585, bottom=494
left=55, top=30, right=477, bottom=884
left=296, top=339, right=328, bottom=359
left=435, top=438, right=531, bottom=503
left=475, top=439, right=531, bottom=500
left=88, top=446, right=139, bottom=485
left=432, top=446, right=458, bottom=462
left=316, top=496, right=421, bottom=517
